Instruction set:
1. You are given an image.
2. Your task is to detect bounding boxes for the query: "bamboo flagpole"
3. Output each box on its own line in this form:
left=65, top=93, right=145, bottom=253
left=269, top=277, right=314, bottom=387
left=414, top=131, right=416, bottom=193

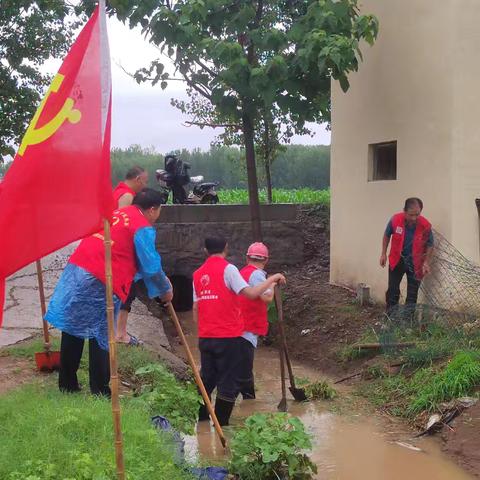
left=103, top=219, right=126, bottom=480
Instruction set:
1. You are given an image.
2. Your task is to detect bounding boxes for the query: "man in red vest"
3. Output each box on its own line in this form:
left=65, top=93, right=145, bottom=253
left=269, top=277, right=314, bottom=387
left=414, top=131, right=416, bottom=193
left=238, top=242, right=274, bottom=399
left=45, top=189, right=172, bottom=396
left=113, top=166, right=149, bottom=346
left=193, top=237, right=285, bottom=426
left=113, top=165, right=149, bottom=207
left=380, top=197, right=434, bottom=312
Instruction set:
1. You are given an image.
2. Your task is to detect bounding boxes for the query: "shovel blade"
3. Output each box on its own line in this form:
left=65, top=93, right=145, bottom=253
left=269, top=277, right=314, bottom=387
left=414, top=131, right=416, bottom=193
left=289, top=387, right=308, bottom=402
left=35, top=351, right=61, bottom=372
left=277, top=398, right=288, bottom=412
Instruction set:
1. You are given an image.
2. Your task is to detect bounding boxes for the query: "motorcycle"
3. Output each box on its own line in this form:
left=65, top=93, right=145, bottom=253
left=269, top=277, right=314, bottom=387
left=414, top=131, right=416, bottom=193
left=155, top=154, right=219, bottom=204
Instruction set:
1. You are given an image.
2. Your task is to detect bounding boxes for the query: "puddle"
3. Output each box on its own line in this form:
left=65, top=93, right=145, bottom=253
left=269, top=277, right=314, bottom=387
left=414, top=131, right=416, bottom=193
left=176, top=312, right=473, bottom=479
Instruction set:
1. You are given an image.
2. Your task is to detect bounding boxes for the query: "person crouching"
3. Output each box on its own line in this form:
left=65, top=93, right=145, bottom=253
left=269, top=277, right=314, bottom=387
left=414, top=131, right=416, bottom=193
left=192, top=237, right=285, bottom=426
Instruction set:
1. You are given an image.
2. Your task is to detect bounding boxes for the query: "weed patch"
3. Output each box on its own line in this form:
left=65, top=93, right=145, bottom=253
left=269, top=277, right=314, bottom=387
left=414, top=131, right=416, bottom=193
left=229, top=413, right=317, bottom=479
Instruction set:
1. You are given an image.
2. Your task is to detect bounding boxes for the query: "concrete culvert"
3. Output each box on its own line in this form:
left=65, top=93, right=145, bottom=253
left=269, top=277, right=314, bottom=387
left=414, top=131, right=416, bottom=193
left=169, top=275, right=193, bottom=312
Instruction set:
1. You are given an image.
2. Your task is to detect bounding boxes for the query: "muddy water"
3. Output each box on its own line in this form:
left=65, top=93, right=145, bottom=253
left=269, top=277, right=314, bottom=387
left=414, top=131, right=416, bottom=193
left=176, top=313, right=473, bottom=479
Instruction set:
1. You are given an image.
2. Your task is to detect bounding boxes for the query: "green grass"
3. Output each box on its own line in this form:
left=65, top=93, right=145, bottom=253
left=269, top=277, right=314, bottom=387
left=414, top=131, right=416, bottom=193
left=218, top=188, right=330, bottom=205
left=408, top=350, right=480, bottom=415
left=2, top=336, right=61, bottom=358
left=0, top=384, right=193, bottom=480
left=357, top=351, right=480, bottom=418
left=0, top=340, right=199, bottom=479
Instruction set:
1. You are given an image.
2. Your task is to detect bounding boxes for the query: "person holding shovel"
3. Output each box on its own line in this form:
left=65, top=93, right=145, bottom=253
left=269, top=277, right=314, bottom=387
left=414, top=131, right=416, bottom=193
left=113, top=166, right=149, bottom=346
left=237, top=242, right=275, bottom=399
left=45, top=188, right=172, bottom=396
left=192, top=237, right=285, bottom=426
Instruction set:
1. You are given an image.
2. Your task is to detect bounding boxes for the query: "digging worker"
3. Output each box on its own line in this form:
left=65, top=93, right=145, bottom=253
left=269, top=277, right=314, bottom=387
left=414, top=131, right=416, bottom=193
left=45, top=189, right=172, bottom=396
left=113, top=166, right=149, bottom=346
left=237, top=242, right=275, bottom=400
left=193, top=237, right=285, bottom=426
left=380, top=197, right=434, bottom=312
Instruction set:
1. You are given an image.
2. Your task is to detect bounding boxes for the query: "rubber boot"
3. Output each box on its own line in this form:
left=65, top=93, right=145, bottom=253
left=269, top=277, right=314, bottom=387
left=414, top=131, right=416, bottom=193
left=241, top=381, right=256, bottom=400
left=214, top=398, right=235, bottom=426
left=198, top=402, right=210, bottom=421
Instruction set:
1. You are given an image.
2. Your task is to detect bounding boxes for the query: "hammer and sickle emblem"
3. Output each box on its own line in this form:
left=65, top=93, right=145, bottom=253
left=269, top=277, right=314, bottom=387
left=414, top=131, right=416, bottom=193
left=18, top=73, right=82, bottom=156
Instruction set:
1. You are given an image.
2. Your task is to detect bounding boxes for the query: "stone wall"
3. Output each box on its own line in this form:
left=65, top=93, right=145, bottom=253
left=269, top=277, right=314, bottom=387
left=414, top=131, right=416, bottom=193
left=155, top=204, right=305, bottom=277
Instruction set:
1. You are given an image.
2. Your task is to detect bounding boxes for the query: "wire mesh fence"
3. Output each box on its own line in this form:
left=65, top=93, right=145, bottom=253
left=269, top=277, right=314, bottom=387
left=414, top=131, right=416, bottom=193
left=378, top=229, right=480, bottom=361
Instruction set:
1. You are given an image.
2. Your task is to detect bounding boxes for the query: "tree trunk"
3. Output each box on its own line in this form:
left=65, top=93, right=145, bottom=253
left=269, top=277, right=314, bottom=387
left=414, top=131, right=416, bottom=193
left=242, top=111, right=262, bottom=241
left=265, top=156, right=273, bottom=204
left=263, top=114, right=273, bottom=204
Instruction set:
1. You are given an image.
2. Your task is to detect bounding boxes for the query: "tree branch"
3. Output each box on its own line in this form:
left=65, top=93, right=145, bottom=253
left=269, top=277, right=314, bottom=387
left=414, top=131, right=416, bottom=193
left=194, top=59, right=217, bottom=78
left=183, top=120, right=241, bottom=129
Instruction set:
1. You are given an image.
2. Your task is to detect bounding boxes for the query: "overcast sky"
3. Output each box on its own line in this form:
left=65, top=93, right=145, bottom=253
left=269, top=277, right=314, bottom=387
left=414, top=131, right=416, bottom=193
left=47, top=16, right=331, bottom=154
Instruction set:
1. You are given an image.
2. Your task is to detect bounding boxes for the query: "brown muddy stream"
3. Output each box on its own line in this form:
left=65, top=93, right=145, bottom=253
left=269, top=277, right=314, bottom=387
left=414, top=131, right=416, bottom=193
left=175, top=312, right=473, bottom=479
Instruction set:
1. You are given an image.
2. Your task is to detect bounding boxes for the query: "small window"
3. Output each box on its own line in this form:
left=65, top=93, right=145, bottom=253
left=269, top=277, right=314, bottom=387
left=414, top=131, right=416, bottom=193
left=368, top=141, right=397, bottom=181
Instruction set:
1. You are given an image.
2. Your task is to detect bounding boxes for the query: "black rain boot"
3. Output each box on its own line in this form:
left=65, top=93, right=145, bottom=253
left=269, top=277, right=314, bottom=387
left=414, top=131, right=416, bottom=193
left=198, top=402, right=210, bottom=421
left=214, top=398, right=235, bottom=426
left=241, top=381, right=256, bottom=400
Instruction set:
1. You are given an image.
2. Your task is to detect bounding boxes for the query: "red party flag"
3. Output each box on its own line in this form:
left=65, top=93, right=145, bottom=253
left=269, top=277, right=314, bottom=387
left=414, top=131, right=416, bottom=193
left=0, top=5, right=113, bottom=326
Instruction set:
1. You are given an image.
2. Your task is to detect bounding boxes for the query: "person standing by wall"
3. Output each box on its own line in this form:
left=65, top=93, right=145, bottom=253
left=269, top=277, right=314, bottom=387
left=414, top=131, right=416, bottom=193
left=380, top=197, right=434, bottom=312
left=113, top=165, right=149, bottom=207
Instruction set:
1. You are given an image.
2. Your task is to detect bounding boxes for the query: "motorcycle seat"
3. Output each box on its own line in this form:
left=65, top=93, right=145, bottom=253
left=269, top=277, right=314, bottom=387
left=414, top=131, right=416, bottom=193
left=198, top=182, right=218, bottom=188
left=190, top=175, right=204, bottom=184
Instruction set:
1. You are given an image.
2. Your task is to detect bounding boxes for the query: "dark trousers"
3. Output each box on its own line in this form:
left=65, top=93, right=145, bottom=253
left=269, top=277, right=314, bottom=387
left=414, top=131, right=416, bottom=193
left=120, top=282, right=136, bottom=312
left=238, top=338, right=256, bottom=399
left=59, top=332, right=111, bottom=396
left=386, top=258, right=421, bottom=312
left=199, top=337, right=243, bottom=402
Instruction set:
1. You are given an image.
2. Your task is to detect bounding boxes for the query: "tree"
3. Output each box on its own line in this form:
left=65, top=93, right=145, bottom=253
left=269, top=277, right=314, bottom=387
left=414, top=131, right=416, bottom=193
left=0, top=1, right=82, bottom=158
left=109, top=0, right=378, bottom=239
left=172, top=89, right=311, bottom=203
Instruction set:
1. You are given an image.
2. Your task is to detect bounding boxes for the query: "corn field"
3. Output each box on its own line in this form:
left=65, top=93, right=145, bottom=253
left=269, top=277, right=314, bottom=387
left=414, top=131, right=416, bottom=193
left=217, top=188, right=330, bottom=205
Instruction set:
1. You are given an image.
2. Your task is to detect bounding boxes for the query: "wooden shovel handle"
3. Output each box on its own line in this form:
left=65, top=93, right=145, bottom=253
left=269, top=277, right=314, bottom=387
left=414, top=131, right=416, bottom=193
left=166, top=303, right=227, bottom=449
left=274, top=287, right=297, bottom=389
left=35, top=259, right=50, bottom=350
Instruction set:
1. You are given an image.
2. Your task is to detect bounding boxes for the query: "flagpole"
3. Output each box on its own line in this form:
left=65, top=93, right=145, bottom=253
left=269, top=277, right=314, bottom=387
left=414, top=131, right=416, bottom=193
left=103, top=218, right=126, bottom=480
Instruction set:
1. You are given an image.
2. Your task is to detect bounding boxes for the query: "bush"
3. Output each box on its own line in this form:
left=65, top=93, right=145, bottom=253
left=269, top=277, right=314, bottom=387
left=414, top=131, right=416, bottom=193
left=229, top=413, right=317, bottom=480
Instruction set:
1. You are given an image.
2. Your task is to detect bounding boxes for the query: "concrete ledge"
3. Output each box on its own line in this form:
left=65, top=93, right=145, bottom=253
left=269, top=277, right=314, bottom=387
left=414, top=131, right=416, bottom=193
left=158, top=203, right=300, bottom=224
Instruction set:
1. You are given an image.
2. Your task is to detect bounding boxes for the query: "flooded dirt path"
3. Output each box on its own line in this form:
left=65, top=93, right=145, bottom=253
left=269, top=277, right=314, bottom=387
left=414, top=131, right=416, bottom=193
left=173, top=312, right=473, bottom=479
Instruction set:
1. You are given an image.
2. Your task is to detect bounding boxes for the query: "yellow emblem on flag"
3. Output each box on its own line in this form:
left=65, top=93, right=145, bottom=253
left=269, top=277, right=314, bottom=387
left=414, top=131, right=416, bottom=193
left=18, top=73, right=82, bottom=156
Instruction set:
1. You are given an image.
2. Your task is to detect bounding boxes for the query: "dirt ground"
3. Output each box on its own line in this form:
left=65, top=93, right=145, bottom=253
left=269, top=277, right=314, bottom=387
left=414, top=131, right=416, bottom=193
left=442, top=404, right=480, bottom=478
left=278, top=207, right=382, bottom=378
left=0, top=355, right=37, bottom=395
left=277, top=206, right=480, bottom=477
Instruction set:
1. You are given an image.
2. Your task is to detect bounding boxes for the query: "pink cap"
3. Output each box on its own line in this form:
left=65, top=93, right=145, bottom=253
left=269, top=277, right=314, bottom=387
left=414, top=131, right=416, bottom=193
left=247, top=242, right=269, bottom=259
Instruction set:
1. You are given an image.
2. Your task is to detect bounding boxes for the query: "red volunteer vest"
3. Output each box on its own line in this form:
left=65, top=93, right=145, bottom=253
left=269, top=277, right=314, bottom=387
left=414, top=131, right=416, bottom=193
left=113, top=182, right=136, bottom=207
left=239, top=265, right=268, bottom=336
left=193, top=256, right=244, bottom=338
left=70, top=205, right=151, bottom=302
left=388, top=212, right=432, bottom=279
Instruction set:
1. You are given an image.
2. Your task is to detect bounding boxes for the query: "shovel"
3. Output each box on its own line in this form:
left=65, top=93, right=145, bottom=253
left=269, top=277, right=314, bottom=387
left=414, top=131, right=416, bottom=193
left=34, top=259, right=61, bottom=372
left=166, top=302, right=228, bottom=450
left=277, top=342, right=288, bottom=412
left=274, top=286, right=308, bottom=402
